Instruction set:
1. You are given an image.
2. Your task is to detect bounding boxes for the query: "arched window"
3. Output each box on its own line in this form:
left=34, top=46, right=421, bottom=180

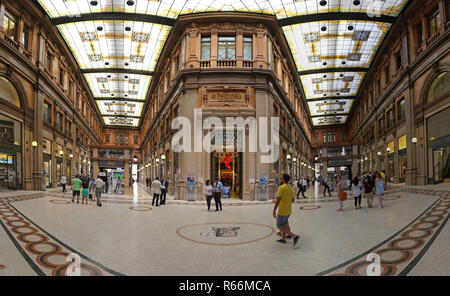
left=427, top=72, right=450, bottom=104
left=0, top=77, right=21, bottom=108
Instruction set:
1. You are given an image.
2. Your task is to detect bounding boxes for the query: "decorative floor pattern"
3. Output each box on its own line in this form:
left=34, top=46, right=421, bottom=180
left=176, top=222, right=276, bottom=246
left=0, top=185, right=448, bottom=276
left=0, top=196, right=124, bottom=276
left=317, top=191, right=450, bottom=276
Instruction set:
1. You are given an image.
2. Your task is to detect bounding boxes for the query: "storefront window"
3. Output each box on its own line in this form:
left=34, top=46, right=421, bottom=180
left=0, top=113, right=22, bottom=190
left=427, top=107, right=450, bottom=183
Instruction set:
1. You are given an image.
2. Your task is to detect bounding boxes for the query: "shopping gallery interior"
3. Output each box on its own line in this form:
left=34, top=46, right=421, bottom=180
left=0, top=0, right=449, bottom=276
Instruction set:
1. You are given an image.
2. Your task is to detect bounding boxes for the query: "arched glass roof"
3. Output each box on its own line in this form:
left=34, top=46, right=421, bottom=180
left=37, top=0, right=409, bottom=127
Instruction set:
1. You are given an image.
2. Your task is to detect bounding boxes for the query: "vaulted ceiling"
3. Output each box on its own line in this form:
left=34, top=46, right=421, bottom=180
left=36, top=0, right=409, bottom=128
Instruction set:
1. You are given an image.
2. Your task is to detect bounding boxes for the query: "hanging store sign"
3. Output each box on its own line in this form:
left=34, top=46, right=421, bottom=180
left=98, top=160, right=125, bottom=168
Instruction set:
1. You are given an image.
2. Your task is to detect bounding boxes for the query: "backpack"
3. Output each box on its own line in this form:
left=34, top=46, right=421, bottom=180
left=364, top=178, right=373, bottom=193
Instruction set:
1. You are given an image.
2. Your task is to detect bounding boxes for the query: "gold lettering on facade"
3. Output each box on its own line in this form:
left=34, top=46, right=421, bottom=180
left=210, top=92, right=243, bottom=102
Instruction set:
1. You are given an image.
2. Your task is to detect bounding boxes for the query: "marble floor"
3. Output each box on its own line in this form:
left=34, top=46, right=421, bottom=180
left=0, top=182, right=449, bottom=276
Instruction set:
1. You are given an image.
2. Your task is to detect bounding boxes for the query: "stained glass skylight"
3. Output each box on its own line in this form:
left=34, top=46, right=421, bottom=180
left=284, top=21, right=391, bottom=71
left=84, top=73, right=151, bottom=101
left=308, top=99, right=353, bottom=116
left=36, top=0, right=409, bottom=127
left=38, top=0, right=408, bottom=19
left=96, top=101, right=144, bottom=117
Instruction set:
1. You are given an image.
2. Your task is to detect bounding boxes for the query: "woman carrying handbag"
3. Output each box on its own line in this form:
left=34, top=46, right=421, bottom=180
left=336, top=175, right=346, bottom=211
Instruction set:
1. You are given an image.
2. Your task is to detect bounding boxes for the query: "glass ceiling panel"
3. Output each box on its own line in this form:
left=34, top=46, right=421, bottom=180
left=37, top=0, right=408, bottom=19
left=37, top=0, right=409, bottom=127
left=57, top=21, right=170, bottom=71
left=312, top=115, right=348, bottom=126
left=284, top=20, right=390, bottom=71
left=308, top=99, right=353, bottom=116
left=84, top=73, right=151, bottom=101
left=97, top=100, right=143, bottom=117
left=301, top=72, right=364, bottom=99
left=103, top=116, right=140, bottom=127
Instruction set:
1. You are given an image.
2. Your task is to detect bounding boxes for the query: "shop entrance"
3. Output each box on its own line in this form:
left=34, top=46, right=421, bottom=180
left=211, top=152, right=242, bottom=199
left=0, top=153, right=17, bottom=190
left=431, top=147, right=449, bottom=183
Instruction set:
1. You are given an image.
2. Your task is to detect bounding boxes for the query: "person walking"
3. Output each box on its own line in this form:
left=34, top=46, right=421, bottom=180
left=301, top=177, right=307, bottom=198
left=93, top=175, right=105, bottom=207
left=60, top=175, right=67, bottom=193
left=296, top=177, right=304, bottom=199
left=71, top=175, right=82, bottom=203
left=212, top=178, right=223, bottom=211
left=204, top=180, right=213, bottom=212
left=112, top=177, right=117, bottom=193
left=375, top=172, right=385, bottom=208
left=323, top=174, right=331, bottom=197
left=336, top=175, right=345, bottom=211
left=352, top=175, right=362, bottom=209
left=363, top=173, right=375, bottom=208
left=273, top=174, right=300, bottom=247
left=160, top=177, right=168, bottom=205
left=151, top=177, right=162, bottom=207
left=89, top=177, right=95, bottom=201
left=105, top=175, right=109, bottom=194
left=81, top=177, right=90, bottom=205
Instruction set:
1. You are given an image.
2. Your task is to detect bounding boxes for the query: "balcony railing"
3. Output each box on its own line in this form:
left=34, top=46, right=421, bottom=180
left=217, top=60, right=236, bottom=67
left=243, top=60, right=254, bottom=67
left=200, top=60, right=211, bottom=68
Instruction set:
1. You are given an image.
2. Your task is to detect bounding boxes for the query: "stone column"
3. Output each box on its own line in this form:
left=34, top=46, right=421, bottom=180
left=416, top=120, right=427, bottom=185
left=210, top=26, right=218, bottom=68
left=236, top=27, right=243, bottom=68
left=352, top=144, right=359, bottom=177
left=33, top=87, right=44, bottom=190
left=405, top=75, right=416, bottom=185
left=255, top=89, right=274, bottom=199
left=92, top=148, right=99, bottom=178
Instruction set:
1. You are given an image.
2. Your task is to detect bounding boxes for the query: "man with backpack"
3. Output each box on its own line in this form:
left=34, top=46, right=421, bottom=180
left=363, top=173, right=375, bottom=208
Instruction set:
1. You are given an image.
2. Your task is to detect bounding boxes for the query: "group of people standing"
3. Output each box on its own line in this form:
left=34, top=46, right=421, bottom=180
left=204, top=178, right=223, bottom=212
left=146, top=176, right=169, bottom=207
left=70, top=175, right=105, bottom=207
left=351, top=171, right=386, bottom=210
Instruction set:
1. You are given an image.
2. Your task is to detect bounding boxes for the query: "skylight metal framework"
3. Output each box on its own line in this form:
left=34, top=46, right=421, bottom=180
left=37, top=0, right=409, bottom=127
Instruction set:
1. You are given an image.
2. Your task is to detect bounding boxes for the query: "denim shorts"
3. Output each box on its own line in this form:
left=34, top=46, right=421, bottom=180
left=276, top=215, right=290, bottom=229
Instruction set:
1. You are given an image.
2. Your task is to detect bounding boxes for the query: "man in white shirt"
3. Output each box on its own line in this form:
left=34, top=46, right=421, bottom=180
left=301, top=177, right=307, bottom=199
left=93, top=176, right=105, bottom=207
left=151, top=177, right=164, bottom=207
left=60, top=175, right=67, bottom=192
left=212, top=178, right=223, bottom=211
